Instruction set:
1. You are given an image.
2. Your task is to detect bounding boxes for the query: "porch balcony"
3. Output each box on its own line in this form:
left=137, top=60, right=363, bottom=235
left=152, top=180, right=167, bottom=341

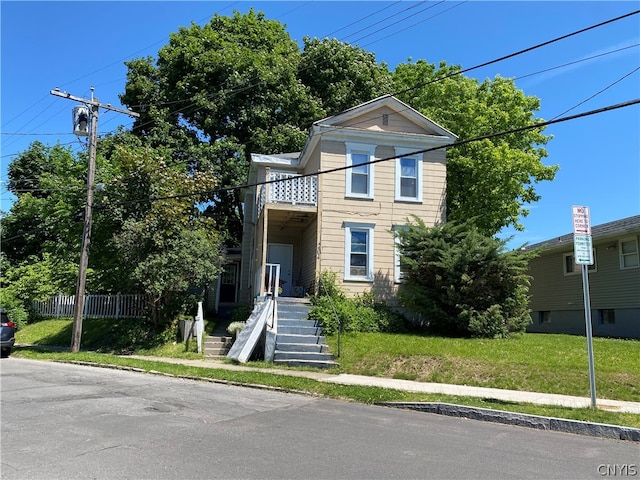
left=256, top=171, right=318, bottom=223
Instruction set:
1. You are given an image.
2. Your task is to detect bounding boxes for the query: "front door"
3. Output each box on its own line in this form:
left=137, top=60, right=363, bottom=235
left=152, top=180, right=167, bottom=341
left=267, top=243, right=293, bottom=296
left=219, top=264, right=237, bottom=303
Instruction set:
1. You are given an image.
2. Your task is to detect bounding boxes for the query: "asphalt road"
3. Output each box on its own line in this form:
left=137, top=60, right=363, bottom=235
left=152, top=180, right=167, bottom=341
left=1, top=358, right=637, bottom=480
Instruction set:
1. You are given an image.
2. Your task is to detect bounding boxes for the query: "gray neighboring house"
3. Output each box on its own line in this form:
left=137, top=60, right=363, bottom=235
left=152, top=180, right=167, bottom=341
left=526, top=215, right=640, bottom=339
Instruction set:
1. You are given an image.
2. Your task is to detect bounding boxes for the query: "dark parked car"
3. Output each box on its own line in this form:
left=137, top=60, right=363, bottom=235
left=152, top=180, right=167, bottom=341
left=1, top=308, right=16, bottom=357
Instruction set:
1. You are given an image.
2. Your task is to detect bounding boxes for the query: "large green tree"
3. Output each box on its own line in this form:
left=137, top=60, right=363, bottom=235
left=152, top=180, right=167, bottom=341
left=299, top=37, right=394, bottom=115
left=4, top=142, right=86, bottom=263
left=102, top=142, right=223, bottom=325
left=393, top=60, right=558, bottom=235
left=120, top=9, right=324, bottom=245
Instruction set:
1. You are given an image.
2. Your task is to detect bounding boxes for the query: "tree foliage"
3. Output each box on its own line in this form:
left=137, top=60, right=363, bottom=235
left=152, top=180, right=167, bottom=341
left=120, top=9, right=324, bottom=245
left=299, top=37, right=393, bottom=115
left=393, top=60, right=558, bottom=235
left=102, top=143, right=223, bottom=325
left=2, top=137, right=224, bottom=326
left=4, top=142, right=86, bottom=263
left=396, top=217, right=536, bottom=338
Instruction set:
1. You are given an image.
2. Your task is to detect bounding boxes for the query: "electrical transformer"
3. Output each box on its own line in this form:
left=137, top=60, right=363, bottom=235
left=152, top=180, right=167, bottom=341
left=72, top=105, right=90, bottom=136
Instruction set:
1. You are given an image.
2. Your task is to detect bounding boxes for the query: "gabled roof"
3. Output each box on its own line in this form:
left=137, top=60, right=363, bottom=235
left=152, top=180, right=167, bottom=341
left=527, top=214, right=640, bottom=253
left=313, top=94, right=458, bottom=140
left=296, top=95, right=457, bottom=168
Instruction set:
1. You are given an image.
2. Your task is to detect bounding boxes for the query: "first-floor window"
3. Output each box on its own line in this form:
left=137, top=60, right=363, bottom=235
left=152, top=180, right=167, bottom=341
left=344, top=222, right=375, bottom=281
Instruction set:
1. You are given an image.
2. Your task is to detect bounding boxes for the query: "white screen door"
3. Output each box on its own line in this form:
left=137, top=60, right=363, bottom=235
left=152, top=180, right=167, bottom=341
left=267, top=244, right=293, bottom=296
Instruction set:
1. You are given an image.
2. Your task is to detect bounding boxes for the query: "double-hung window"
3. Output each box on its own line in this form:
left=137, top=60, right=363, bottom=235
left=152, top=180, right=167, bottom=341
left=346, top=143, right=375, bottom=199
left=620, top=237, right=639, bottom=269
left=395, top=148, right=422, bottom=202
left=344, top=222, right=375, bottom=281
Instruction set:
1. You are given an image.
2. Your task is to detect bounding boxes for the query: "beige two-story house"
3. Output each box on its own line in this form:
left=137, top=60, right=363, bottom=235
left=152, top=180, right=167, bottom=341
left=237, top=95, right=457, bottom=305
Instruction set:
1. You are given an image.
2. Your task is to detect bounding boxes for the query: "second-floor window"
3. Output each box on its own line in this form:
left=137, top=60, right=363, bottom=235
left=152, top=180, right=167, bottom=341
left=346, top=143, right=375, bottom=199
left=620, top=237, right=639, bottom=269
left=395, top=148, right=423, bottom=202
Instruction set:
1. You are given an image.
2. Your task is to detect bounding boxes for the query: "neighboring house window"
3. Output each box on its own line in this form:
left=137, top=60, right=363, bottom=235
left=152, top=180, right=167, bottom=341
left=221, top=265, right=236, bottom=285
left=395, top=149, right=423, bottom=202
left=539, top=311, right=551, bottom=324
left=346, top=143, right=375, bottom=199
left=598, top=309, right=616, bottom=325
left=563, top=252, right=596, bottom=275
left=619, top=237, right=639, bottom=269
left=344, top=222, right=375, bottom=281
left=393, top=225, right=409, bottom=283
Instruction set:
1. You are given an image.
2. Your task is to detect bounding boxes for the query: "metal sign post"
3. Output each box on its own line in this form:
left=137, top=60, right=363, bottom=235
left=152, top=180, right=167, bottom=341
left=572, top=205, right=596, bottom=408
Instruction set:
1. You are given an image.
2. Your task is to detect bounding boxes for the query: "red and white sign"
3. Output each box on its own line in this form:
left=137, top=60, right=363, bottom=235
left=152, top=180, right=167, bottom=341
left=572, top=205, right=591, bottom=235
left=572, top=206, right=593, bottom=265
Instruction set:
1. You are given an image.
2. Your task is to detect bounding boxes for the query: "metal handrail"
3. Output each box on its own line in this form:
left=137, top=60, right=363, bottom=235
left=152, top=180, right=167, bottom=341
left=318, top=275, right=341, bottom=358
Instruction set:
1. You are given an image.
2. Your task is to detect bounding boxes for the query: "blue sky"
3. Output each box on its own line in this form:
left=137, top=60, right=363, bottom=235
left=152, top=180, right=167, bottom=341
left=2, top=1, right=639, bottom=249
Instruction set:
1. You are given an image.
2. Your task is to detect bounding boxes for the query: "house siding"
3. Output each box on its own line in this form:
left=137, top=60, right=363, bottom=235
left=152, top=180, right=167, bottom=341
left=527, top=232, right=640, bottom=339
left=342, top=105, right=435, bottom=135
left=317, top=137, right=447, bottom=301
left=241, top=95, right=455, bottom=306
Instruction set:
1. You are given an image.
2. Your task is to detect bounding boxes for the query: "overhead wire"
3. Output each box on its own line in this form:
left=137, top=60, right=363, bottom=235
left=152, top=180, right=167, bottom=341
left=121, top=9, right=639, bottom=140
left=87, top=8, right=638, bottom=179
left=550, top=66, right=640, bottom=120
left=1, top=3, right=239, bottom=148
left=3, top=7, right=638, bottom=206
left=4, top=96, right=638, bottom=243
left=92, top=98, right=639, bottom=209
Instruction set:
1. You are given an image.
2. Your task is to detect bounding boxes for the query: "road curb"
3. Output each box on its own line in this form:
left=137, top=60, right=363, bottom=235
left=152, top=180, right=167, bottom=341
left=376, top=402, right=640, bottom=442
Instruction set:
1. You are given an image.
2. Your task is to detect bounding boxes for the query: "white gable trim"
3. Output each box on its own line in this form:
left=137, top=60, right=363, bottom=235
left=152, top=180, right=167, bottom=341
left=314, top=95, right=458, bottom=141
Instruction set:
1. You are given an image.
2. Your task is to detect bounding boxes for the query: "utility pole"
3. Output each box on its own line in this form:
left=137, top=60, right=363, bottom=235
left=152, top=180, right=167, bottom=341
left=50, top=88, right=139, bottom=352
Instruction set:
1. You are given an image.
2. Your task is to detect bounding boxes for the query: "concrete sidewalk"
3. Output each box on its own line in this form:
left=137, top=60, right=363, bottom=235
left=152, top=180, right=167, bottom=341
left=126, top=355, right=640, bottom=415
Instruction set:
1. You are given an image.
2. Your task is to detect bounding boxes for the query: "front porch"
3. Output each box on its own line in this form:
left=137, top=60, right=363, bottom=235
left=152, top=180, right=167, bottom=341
left=249, top=169, right=319, bottom=300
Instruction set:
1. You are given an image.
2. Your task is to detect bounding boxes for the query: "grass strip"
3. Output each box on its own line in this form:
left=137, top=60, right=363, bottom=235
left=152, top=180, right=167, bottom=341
left=13, top=348, right=640, bottom=429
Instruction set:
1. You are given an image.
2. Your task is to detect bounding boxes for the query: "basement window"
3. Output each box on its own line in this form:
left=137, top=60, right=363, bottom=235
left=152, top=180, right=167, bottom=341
left=598, top=309, right=615, bottom=325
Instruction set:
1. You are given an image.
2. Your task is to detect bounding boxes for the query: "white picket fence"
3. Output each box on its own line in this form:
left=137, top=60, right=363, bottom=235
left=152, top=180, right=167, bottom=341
left=32, top=294, right=147, bottom=319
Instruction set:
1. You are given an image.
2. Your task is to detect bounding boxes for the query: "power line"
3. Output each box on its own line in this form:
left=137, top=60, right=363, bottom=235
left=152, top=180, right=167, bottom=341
left=395, top=9, right=640, bottom=97
left=4, top=97, right=638, bottom=244
left=1, top=4, right=240, bottom=134
left=95, top=98, right=640, bottom=209
left=122, top=9, right=639, bottom=140
left=550, top=66, right=640, bottom=120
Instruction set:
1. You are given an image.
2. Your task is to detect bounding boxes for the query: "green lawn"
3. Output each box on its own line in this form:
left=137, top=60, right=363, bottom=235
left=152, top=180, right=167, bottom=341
left=329, top=332, right=640, bottom=402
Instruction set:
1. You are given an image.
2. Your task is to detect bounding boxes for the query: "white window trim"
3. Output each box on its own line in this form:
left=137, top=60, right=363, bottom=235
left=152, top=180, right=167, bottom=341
left=394, top=148, right=423, bottom=202
left=619, top=236, right=639, bottom=270
left=392, top=225, right=409, bottom=283
left=344, top=222, right=375, bottom=281
left=563, top=251, right=597, bottom=275
left=345, top=142, right=375, bottom=199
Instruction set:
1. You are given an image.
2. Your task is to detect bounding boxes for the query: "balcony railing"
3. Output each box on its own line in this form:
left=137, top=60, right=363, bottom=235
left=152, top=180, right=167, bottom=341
left=257, top=171, right=317, bottom=216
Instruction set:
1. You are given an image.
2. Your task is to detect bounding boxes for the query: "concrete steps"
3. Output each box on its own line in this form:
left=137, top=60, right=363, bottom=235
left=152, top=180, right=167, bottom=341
left=204, top=335, right=233, bottom=358
left=274, top=299, right=338, bottom=369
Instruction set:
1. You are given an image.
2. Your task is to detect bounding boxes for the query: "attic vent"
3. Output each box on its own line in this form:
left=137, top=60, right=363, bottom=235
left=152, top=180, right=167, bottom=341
left=382, top=114, right=389, bottom=126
